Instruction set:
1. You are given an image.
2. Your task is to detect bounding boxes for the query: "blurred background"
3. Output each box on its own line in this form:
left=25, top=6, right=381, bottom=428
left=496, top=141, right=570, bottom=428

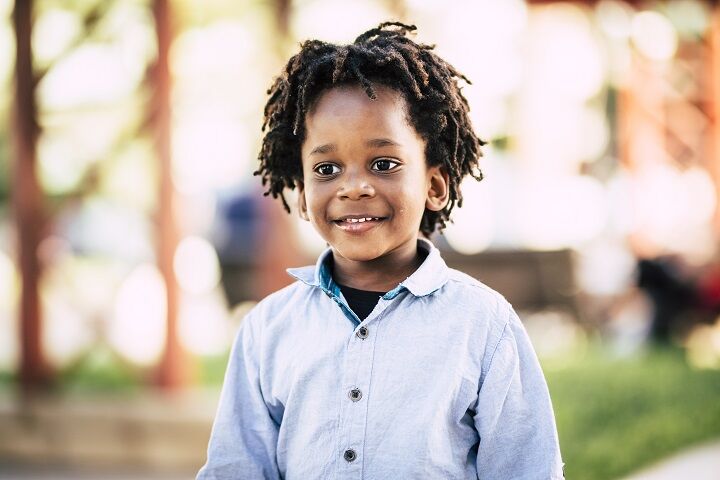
left=1, top=0, right=720, bottom=478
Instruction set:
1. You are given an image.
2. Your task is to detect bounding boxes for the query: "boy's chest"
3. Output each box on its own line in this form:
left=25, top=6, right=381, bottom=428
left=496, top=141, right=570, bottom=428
left=258, top=292, right=487, bottom=425
left=257, top=292, right=489, bottom=477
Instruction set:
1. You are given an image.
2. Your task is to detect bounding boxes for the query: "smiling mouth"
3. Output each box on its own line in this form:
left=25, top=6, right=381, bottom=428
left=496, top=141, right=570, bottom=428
left=332, top=216, right=387, bottom=233
left=336, top=217, right=383, bottom=223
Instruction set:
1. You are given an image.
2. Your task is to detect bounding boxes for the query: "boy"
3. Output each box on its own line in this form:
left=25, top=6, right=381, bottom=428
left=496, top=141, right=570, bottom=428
left=198, top=22, right=564, bottom=479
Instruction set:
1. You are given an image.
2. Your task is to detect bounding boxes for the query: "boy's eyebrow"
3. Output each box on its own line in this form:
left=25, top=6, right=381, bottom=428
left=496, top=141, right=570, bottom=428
left=309, top=138, right=401, bottom=156
left=366, top=138, right=401, bottom=149
left=309, top=144, right=336, bottom=156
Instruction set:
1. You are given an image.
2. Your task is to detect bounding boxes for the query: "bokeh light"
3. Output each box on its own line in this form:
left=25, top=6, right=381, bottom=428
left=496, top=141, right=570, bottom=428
left=42, top=288, right=93, bottom=367
left=684, top=319, right=720, bottom=369
left=174, top=236, right=221, bottom=295
left=109, top=264, right=167, bottom=366
left=515, top=174, right=609, bottom=250
left=631, top=10, right=678, bottom=61
left=178, top=290, right=231, bottom=356
left=444, top=177, right=495, bottom=255
left=32, top=7, right=80, bottom=66
left=292, top=0, right=390, bottom=43
left=527, top=4, right=605, bottom=102
left=595, top=0, right=634, bottom=39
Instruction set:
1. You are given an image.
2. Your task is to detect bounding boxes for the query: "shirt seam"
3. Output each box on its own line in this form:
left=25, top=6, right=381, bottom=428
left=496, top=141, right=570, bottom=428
left=482, top=302, right=511, bottom=382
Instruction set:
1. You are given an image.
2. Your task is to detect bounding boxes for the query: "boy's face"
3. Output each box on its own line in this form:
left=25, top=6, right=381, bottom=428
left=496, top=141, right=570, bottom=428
left=298, top=84, right=449, bottom=265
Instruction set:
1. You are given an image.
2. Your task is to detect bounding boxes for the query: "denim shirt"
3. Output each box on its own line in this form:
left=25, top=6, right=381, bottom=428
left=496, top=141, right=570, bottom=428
left=197, top=239, right=564, bottom=479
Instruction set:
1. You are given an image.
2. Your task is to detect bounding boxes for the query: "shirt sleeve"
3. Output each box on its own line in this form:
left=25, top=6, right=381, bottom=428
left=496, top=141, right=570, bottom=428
left=474, top=305, right=565, bottom=480
left=196, top=309, right=282, bottom=480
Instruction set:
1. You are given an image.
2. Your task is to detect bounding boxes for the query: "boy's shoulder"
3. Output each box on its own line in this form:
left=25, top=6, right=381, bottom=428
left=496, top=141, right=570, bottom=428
left=248, top=278, right=313, bottom=317
left=442, top=266, right=512, bottom=312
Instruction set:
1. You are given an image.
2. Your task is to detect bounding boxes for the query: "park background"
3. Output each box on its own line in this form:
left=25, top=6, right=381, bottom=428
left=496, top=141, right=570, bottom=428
left=1, top=0, right=720, bottom=478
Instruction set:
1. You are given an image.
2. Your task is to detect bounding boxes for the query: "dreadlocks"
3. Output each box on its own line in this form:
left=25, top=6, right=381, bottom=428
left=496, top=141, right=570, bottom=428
left=256, top=21, right=485, bottom=236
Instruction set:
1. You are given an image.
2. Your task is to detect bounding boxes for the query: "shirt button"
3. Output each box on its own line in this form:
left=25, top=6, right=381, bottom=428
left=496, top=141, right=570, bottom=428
left=348, top=388, right=362, bottom=402
left=343, top=449, right=357, bottom=462
left=356, top=326, right=368, bottom=339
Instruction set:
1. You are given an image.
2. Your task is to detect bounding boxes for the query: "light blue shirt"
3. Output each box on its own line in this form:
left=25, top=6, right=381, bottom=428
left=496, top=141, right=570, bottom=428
left=198, top=239, right=564, bottom=479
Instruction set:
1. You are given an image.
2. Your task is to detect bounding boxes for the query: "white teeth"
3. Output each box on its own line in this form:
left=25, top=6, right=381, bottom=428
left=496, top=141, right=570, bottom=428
left=345, top=217, right=377, bottom=223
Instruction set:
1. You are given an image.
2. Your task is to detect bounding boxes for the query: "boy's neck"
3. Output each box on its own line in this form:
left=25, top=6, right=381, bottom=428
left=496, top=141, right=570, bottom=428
left=330, top=242, right=425, bottom=292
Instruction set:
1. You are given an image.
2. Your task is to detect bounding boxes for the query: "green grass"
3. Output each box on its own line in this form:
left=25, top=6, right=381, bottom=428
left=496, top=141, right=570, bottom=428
left=545, top=345, right=720, bottom=480
left=57, top=348, right=141, bottom=393
left=197, top=352, right=231, bottom=386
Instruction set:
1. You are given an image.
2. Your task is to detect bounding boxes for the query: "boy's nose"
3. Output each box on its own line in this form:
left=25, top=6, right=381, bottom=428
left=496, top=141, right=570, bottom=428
left=337, top=173, right=375, bottom=200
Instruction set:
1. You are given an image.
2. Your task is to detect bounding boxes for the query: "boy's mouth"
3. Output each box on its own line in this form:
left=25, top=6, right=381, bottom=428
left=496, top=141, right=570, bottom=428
left=332, top=215, right=387, bottom=233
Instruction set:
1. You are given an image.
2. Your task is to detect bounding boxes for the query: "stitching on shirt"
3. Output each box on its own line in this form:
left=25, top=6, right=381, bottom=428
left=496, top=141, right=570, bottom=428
left=480, top=303, right=511, bottom=384
left=446, top=271, right=506, bottom=298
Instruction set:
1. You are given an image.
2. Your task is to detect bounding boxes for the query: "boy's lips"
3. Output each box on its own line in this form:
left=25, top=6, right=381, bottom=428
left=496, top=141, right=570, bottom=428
left=332, top=214, right=387, bottom=234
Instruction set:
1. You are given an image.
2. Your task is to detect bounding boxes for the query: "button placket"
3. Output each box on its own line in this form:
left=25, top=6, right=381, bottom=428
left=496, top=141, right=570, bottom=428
left=337, top=314, right=380, bottom=477
left=337, top=301, right=393, bottom=478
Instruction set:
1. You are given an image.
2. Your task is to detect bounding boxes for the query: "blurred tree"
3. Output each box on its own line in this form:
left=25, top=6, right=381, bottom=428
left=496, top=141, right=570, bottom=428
left=710, top=6, right=720, bottom=235
left=12, top=0, right=50, bottom=390
left=151, top=0, right=190, bottom=389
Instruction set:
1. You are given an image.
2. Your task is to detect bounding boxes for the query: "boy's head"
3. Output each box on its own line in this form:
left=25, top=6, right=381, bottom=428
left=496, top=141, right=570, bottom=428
left=256, top=21, right=485, bottom=239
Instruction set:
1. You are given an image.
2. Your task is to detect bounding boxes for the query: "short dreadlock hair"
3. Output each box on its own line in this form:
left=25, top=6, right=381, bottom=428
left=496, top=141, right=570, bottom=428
left=256, top=21, right=485, bottom=236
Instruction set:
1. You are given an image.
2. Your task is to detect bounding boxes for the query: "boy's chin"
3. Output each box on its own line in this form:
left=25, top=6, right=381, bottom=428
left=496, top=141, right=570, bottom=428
left=330, top=244, right=386, bottom=264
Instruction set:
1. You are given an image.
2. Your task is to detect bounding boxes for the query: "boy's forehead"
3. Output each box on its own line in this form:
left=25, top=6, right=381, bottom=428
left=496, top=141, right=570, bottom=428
left=303, top=84, right=417, bottom=142
left=308, top=84, right=406, bottom=117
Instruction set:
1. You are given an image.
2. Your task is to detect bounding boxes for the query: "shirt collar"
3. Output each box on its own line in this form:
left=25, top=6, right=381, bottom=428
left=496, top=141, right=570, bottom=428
left=286, top=237, right=449, bottom=298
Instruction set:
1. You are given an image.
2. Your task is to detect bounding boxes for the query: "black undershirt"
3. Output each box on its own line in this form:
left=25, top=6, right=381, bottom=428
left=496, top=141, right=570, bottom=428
left=337, top=283, right=386, bottom=320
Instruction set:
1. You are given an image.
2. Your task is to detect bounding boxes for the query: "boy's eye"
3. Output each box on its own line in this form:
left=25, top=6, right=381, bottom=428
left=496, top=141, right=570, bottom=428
left=372, top=158, right=399, bottom=171
left=314, top=164, right=340, bottom=176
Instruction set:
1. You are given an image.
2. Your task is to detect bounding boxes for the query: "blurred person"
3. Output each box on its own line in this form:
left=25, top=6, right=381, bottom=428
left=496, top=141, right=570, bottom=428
left=636, top=257, right=697, bottom=343
left=198, top=22, right=563, bottom=480
left=633, top=253, right=720, bottom=343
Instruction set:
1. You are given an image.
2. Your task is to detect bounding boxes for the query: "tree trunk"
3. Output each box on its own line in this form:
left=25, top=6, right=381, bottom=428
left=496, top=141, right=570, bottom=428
left=152, top=0, right=189, bottom=389
left=12, top=0, right=50, bottom=391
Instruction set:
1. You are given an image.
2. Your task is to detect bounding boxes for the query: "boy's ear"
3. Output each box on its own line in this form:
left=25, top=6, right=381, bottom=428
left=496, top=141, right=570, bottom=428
left=426, top=165, right=450, bottom=212
left=296, top=180, right=309, bottom=221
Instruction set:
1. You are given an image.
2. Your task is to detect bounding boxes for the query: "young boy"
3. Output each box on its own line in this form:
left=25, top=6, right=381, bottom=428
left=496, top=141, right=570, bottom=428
left=198, top=22, right=564, bottom=479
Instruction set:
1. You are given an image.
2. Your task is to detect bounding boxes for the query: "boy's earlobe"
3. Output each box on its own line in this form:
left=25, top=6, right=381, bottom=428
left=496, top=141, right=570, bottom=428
left=426, top=166, right=450, bottom=212
left=296, top=180, right=310, bottom=221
